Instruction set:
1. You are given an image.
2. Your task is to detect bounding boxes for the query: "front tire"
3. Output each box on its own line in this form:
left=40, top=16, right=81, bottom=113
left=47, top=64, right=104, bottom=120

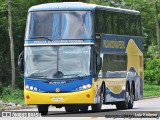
left=91, top=93, right=103, bottom=112
left=37, top=105, right=49, bottom=115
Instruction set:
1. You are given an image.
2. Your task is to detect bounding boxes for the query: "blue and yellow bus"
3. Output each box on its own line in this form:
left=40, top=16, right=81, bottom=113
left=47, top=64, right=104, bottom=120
left=18, top=2, right=143, bottom=115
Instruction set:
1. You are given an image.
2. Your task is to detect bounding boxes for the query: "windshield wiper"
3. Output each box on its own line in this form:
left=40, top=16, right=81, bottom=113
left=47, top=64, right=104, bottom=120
left=30, top=36, right=53, bottom=41
left=27, top=75, right=50, bottom=80
left=64, top=74, right=84, bottom=79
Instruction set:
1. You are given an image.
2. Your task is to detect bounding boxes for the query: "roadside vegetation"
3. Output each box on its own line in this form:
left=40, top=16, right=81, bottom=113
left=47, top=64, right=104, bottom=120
left=0, top=86, right=24, bottom=108
left=144, top=57, right=160, bottom=85
left=1, top=86, right=24, bottom=103
left=144, top=81, right=160, bottom=97
left=144, top=49, right=160, bottom=97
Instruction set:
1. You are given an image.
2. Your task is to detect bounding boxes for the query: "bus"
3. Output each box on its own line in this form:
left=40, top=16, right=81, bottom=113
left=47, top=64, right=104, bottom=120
left=18, top=2, right=143, bottom=115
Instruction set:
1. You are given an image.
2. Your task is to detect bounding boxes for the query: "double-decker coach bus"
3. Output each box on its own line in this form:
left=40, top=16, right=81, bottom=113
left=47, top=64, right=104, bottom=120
left=18, top=2, right=143, bottom=115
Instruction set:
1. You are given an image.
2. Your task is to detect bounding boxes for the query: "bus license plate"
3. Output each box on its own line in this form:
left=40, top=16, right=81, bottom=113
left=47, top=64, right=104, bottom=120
left=53, top=97, right=63, bottom=101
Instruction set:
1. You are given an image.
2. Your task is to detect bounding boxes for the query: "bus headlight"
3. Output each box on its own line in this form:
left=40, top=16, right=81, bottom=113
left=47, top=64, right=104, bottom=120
left=30, top=86, right=33, bottom=90
left=76, top=84, right=92, bottom=91
left=86, top=84, right=91, bottom=88
left=79, top=86, right=83, bottom=90
left=34, top=87, right=38, bottom=91
left=25, top=85, right=29, bottom=89
left=25, top=85, right=40, bottom=91
left=82, top=85, right=87, bottom=89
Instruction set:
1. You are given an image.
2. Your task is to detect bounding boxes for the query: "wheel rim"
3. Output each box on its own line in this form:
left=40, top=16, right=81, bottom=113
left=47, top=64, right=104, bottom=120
left=130, top=87, right=134, bottom=105
left=126, top=91, right=129, bottom=103
left=100, top=93, right=103, bottom=106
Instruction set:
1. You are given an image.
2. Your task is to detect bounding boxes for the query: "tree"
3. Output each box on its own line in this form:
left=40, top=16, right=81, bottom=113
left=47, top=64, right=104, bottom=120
left=8, top=0, right=15, bottom=89
left=154, top=0, right=160, bottom=57
left=88, top=0, right=125, bottom=7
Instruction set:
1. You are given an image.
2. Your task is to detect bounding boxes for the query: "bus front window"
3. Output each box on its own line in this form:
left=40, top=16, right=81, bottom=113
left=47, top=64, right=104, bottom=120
left=24, top=46, right=91, bottom=79
left=25, top=11, right=92, bottom=40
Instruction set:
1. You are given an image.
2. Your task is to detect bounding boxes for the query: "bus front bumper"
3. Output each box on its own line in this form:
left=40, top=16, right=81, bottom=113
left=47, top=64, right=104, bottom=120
left=24, top=87, right=95, bottom=105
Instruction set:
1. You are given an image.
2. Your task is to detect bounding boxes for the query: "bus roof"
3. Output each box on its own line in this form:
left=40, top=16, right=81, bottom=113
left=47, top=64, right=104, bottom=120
left=28, top=2, right=140, bottom=15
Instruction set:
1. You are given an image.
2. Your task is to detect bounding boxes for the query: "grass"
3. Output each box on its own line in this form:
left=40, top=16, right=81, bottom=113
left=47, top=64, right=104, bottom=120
left=144, top=81, right=160, bottom=97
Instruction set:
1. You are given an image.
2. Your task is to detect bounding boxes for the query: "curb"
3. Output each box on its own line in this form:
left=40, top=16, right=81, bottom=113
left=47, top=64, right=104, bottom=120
left=143, top=96, right=160, bottom=100
left=0, top=105, right=36, bottom=111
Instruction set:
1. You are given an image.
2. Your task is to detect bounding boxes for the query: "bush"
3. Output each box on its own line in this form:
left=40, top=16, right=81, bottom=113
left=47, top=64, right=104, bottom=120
left=1, top=86, right=24, bottom=104
left=144, top=58, right=160, bottom=85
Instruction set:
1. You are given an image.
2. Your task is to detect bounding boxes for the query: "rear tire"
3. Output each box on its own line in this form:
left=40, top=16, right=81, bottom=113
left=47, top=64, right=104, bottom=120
left=128, top=85, right=134, bottom=109
left=37, top=105, right=49, bottom=115
left=116, top=88, right=129, bottom=110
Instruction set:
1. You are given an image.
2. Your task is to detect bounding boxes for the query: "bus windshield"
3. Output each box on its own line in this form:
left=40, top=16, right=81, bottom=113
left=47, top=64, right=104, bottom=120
left=24, top=46, right=91, bottom=79
left=25, top=11, right=92, bottom=39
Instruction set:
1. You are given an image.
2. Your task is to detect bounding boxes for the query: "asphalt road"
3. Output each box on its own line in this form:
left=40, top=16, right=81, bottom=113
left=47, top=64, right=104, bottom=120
left=8, top=97, right=160, bottom=119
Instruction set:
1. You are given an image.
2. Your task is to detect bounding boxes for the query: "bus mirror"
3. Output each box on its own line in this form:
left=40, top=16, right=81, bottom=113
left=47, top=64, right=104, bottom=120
left=18, top=58, right=24, bottom=73
left=97, top=56, right=102, bottom=73
left=18, top=51, right=24, bottom=74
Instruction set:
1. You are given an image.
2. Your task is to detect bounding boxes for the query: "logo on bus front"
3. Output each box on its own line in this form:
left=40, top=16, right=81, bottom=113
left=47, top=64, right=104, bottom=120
left=55, top=88, right=60, bottom=93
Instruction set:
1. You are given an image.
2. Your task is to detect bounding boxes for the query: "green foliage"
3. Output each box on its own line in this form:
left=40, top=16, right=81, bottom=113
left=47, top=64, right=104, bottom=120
left=144, top=81, right=160, bottom=97
left=145, top=45, right=158, bottom=58
left=88, top=0, right=126, bottom=7
left=144, top=58, right=160, bottom=85
left=1, top=86, right=24, bottom=104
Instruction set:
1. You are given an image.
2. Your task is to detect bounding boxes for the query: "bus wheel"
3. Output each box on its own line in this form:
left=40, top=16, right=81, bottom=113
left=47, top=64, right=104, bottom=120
left=37, top=105, right=48, bottom=115
left=128, top=85, right=134, bottom=109
left=91, top=93, right=103, bottom=112
left=79, top=105, right=88, bottom=112
left=116, top=90, right=129, bottom=110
